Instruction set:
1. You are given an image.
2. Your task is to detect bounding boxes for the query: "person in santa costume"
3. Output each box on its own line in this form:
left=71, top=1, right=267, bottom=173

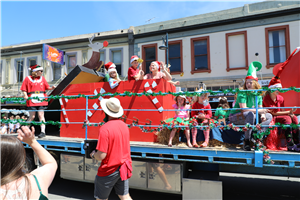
left=143, top=61, right=171, bottom=80
left=263, top=62, right=300, bottom=152
left=228, top=61, right=272, bottom=151
left=103, top=62, right=120, bottom=82
left=20, top=64, right=55, bottom=138
left=107, top=66, right=121, bottom=89
left=127, top=55, right=144, bottom=81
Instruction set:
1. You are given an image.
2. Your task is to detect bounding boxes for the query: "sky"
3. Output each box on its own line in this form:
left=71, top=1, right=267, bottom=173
left=1, top=0, right=264, bottom=47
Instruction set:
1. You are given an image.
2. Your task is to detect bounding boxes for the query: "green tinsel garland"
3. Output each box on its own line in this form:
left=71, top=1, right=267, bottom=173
left=2, top=87, right=300, bottom=104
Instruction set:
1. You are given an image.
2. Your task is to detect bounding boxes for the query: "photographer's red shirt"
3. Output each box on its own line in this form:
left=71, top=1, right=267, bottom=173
left=96, top=119, right=132, bottom=177
left=20, top=76, right=49, bottom=107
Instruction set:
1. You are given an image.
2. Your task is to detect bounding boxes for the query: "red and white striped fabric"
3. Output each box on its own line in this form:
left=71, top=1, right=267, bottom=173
left=87, top=88, right=106, bottom=118
left=144, top=80, right=163, bottom=112
left=59, top=98, right=69, bottom=123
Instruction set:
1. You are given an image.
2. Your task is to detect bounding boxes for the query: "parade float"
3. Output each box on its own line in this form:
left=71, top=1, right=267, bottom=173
left=3, top=35, right=299, bottom=199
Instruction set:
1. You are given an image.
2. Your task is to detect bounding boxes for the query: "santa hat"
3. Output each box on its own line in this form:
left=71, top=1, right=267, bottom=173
left=268, top=76, right=282, bottom=89
left=245, top=61, right=262, bottom=81
left=152, top=61, right=161, bottom=71
left=104, top=62, right=116, bottom=70
left=130, top=55, right=139, bottom=64
left=29, top=64, right=43, bottom=72
left=267, top=48, right=298, bottom=88
left=108, top=67, right=117, bottom=74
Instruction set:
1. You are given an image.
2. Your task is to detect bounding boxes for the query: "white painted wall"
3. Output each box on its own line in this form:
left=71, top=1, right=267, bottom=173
left=137, top=20, right=299, bottom=83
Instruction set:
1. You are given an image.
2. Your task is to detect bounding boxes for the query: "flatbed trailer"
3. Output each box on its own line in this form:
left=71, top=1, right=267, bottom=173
left=22, top=134, right=300, bottom=199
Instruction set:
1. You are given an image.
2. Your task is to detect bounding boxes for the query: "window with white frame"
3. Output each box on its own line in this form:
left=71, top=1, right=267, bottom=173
left=98, top=50, right=106, bottom=73
left=100, top=51, right=105, bottom=62
left=53, top=63, right=61, bottom=80
left=112, top=50, right=122, bottom=75
left=17, top=60, right=24, bottom=82
left=268, top=30, right=286, bottom=64
left=27, top=57, right=37, bottom=75
left=29, top=59, right=37, bottom=66
left=265, top=25, right=290, bottom=68
left=67, top=55, right=77, bottom=73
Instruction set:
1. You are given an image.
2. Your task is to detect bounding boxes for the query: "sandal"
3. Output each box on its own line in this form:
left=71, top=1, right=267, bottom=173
left=168, top=144, right=172, bottom=147
left=200, top=142, right=208, bottom=148
left=193, top=144, right=199, bottom=148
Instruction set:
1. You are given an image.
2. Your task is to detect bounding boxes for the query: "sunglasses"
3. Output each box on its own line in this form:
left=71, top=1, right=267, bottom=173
left=38, top=70, right=43, bottom=72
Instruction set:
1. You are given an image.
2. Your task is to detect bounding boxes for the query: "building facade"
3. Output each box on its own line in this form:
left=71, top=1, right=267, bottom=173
left=1, top=1, right=299, bottom=96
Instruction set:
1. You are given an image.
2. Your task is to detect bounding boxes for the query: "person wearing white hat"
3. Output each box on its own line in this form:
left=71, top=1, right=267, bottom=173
left=90, top=98, right=133, bottom=200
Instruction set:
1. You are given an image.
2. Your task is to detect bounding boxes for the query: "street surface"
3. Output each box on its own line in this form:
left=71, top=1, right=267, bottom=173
left=48, top=172, right=300, bottom=200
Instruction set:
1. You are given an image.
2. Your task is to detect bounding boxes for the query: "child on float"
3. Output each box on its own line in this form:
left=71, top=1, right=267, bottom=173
left=107, top=66, right=122, bottom=89
left=167, top=94, right=192, bottom=147
left=0, top=123, right=7, bottom=134
left=103, top=62, right=120, bottom=82
left=8, top=115, right=15, bottom=134
left=263, top=71, right=300, bottom=152
left=127, top=55, right=144, bottom=81
left=214, top=97, right=230, bottom=124
left=191, top=89, right=212, bottom=148
left=228, top=61, right=272, bottom=151
left=14, top=115, right=21, bottom=132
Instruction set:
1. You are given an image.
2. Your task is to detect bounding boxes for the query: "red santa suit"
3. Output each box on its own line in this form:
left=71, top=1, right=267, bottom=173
left=21, top=75, right=50, bottom=107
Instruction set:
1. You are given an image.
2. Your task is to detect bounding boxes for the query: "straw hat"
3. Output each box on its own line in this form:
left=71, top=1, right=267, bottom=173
left=100, top=98, right=124, bottom=118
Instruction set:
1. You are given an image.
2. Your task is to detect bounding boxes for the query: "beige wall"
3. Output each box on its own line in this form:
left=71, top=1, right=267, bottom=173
left=138, top=20, right=299, bottom=85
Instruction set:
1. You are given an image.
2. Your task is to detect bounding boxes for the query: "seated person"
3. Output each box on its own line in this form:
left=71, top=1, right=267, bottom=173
left=0, top=123, right=7, bottom=134
left=228, top=62, right=272, bottom=151
left=143, top=61, right=179, bottom=86
left=103, top=62, right=119, bottom=82
left=191, top=89, right=212, bottom=148
left=128, top=55, right=144, bottom=81
left=108, top=67, right=121, bottom=89
left=214, top=97, right=230, bottom=125
left=263, top=74, right=300, bottom=152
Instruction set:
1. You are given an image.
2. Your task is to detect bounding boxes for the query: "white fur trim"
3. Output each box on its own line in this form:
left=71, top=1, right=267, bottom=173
left=29, top=66, right=43, bottom=72
left=269, top=83, right=282, bottom=89
left=152, top=62, right=159, bottom=70
left=27, top=76, right=43, bottom=83
left=108, top=64, right=116, bottom=69
left=130, top=56, right=138, bottom=63
left=108, top=68, right=117, bottom=74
